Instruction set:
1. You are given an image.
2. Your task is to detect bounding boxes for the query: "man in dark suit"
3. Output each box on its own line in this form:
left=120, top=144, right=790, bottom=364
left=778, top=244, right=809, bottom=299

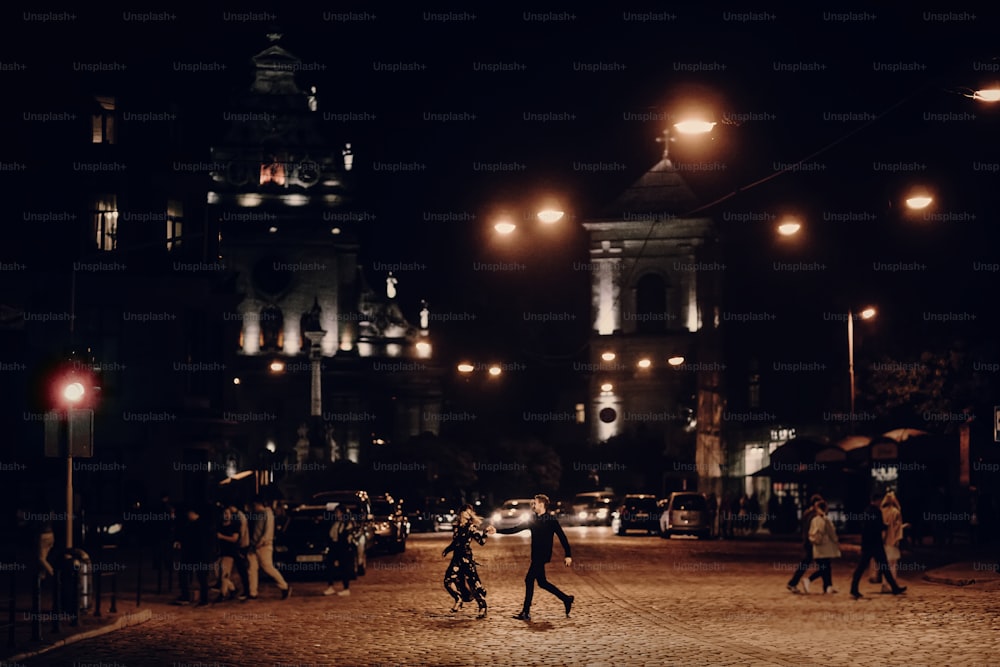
left=850, top=492, right=907, bottom=599
left=495, top=494, right=574, bottom=621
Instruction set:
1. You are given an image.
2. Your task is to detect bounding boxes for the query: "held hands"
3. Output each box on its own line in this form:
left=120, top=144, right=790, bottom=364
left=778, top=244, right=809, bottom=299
left=564, top=557, right=572, bottom=567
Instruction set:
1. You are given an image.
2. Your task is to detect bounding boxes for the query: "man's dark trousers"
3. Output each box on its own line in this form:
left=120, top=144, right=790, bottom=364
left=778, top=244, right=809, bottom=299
left=851, top=543, right=901, bottom=593
left=522, top=560, right=570, bottom=613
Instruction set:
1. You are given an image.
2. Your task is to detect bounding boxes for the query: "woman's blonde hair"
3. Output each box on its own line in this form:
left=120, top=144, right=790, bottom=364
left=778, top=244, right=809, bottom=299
left=458, top=503, right=482, bottom=528
left=881, top=491, right=901, bottom=510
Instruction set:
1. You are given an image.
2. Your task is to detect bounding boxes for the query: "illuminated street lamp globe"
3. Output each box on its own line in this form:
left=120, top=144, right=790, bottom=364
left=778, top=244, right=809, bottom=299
left=667, top=356, right=685, bottom=367
left=905, top=195, right=933, bottom=210
left=63, top=382, right=85, bottom=403
left=537, top=209, right=565, bottom=224
left=673, top=120, right=717, bottom=135
left=494, top=220, right=516, bottom=235
left=777, top=219, right=802, bottom=236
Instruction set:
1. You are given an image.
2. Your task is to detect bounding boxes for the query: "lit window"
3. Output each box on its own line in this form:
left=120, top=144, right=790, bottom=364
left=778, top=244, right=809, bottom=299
left=166, top=199, right=183, bottom=251
left=575, top=403, right=585, bottom=424
left=92, top=95, right=116, bottom=144
left=93, top=194, right=118, bottom=251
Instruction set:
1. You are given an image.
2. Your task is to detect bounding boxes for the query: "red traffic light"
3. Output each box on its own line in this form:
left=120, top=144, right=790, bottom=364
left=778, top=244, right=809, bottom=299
left=49, top=359, right=100, bottom=410
left=62, top=381, right=86, bottom=403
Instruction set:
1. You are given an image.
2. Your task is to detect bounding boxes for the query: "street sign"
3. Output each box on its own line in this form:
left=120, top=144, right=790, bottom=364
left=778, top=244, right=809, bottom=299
left=43, top=409, right=94, bottom=458
left=69, top=408, right=94, bottom=458
left=44, top=411, right=62, bottom=457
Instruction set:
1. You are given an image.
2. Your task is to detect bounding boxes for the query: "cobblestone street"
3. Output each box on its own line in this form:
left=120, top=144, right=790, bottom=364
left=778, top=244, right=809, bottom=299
left=9, top=529, right=1000, bottom=667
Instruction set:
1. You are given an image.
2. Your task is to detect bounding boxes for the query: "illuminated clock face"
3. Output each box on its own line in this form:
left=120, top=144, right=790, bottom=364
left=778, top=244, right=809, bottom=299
left=226, top=161, right=250, bottom=186
left=252, top=255, right=293, bottom=296
left=297, top=160, right=320, bottom=186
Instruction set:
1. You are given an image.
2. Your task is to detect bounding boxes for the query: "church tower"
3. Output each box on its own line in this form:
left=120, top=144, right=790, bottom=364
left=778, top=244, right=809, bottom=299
left=582, top=148, right=725, bottom=495
left=210, top=34, right=441, bottom=472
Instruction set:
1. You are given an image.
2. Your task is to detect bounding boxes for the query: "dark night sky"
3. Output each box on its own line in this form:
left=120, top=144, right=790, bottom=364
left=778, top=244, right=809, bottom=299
left=4, top=6, right=999, bottom=418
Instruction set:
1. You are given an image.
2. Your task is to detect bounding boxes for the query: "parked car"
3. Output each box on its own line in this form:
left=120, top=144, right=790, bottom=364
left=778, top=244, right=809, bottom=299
left=370, top=493, right=409, bottom=553
left=273, top=502, right=364, bottom=579
left=660, top=491, right=712, bottom=539
left=308, top=490, right=376, bottom=569
left=615, top=494, right=662, bottom=535
left=490, top=498, right=535, bottom=531
left=568, top=492, right=617, bottom=526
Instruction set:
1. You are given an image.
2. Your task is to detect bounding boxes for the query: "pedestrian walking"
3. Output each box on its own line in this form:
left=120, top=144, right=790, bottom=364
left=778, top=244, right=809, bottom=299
left=323, top=505, right=358, bottom=597
left=247, top=495, right=292, bottom=600
left=495, top=494, right=574, bottom=621
left=173, top=504, right=216, bottom=606
left=231, top=503, right=251, bottom=601
left=443, top=503, right=495, bottom=619
left=215, top=507, right=243, bottom=602
left=870, top=491, right=904, bottom=591
left=33, top=504, right=55, bottom=580
left=786, top=494, right=823, bottom=594
left=806, top=500, right=841, bottom=594
left=850, top=493, right=907, bottom=599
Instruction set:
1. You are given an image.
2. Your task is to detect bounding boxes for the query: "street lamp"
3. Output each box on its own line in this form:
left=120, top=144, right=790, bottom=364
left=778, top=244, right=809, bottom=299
left=657, top=118, right=716, bottom=161
left=776, top=218, right=802, bottom=237
left=847, top=306, right=877, bottom=422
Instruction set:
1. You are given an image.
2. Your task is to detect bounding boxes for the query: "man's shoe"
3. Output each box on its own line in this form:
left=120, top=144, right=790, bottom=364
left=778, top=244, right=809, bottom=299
left=512, top=611, right=531, bottom=621
left=237, top=594, right=248, bottom=601
left=800, top=578, right=811, bottom=594
left=564, top=595, right=574, bottom=617
left=246, top=595, right=258, bottom=601
left=825, top=586, right=838, bottom=594
left=323, top=586, right=336, bottom=596
left=281, top=586, right=292, bottom=600
left=336, top=589, right=351, bottom=596
left=850, top=590, right=863, bottom=599
left=171, top=598, right=191, bottom=606
left=891, top=586, right=907, bottom=595
left=786, top=584, right=800, bottom=594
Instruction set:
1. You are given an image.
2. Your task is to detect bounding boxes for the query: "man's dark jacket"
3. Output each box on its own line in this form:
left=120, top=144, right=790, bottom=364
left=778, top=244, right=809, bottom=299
left=859, top=502, right=888, bottom=549
left=496, top=512, right=571, bottom=563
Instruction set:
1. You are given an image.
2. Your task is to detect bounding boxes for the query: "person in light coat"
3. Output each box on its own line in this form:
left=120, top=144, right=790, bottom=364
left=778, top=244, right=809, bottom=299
left=870, top=490, right=905, bottom=589
left=805, top=500, right=841, bottom=594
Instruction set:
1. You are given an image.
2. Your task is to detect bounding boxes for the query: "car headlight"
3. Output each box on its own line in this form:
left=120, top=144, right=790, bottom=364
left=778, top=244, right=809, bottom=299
left=578, top=511, right=587, bottom=520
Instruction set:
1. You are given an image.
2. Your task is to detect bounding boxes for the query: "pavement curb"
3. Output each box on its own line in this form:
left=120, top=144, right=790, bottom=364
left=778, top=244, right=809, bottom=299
left=6, top=608, right=153, bottom=664
left=922, top=573, right=998, bottom=587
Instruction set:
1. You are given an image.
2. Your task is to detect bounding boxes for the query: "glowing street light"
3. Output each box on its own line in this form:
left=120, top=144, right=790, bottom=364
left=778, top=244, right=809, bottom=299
left=973, top=88, right=1000, bottom=102
left=457, top=363, right=475, bottom=373
left=488, top=365, right=502, bottom=377
left=62, top=382, right=85, bottom=403
left=905, top=194, right=933, bottom=210
left=673, top=120, right=717, bottom=135
left=494, top=220, right=516, bottom=235
left=777, top=219, right=802, bottom=236
left=600, top=382, right=614, bottom=392
left=637, top=358, right=652, bottom=369
left=269, top=360, right=285, bottom=373
left=601, top=352, right=616, bottom=361
left=667, top=355, right=685, bottom=367
left=537, top=209, right=565, bottom=224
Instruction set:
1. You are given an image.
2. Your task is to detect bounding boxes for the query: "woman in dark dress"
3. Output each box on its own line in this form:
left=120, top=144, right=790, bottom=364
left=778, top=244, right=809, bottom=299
left=443, top=504, right=495, bottom=618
